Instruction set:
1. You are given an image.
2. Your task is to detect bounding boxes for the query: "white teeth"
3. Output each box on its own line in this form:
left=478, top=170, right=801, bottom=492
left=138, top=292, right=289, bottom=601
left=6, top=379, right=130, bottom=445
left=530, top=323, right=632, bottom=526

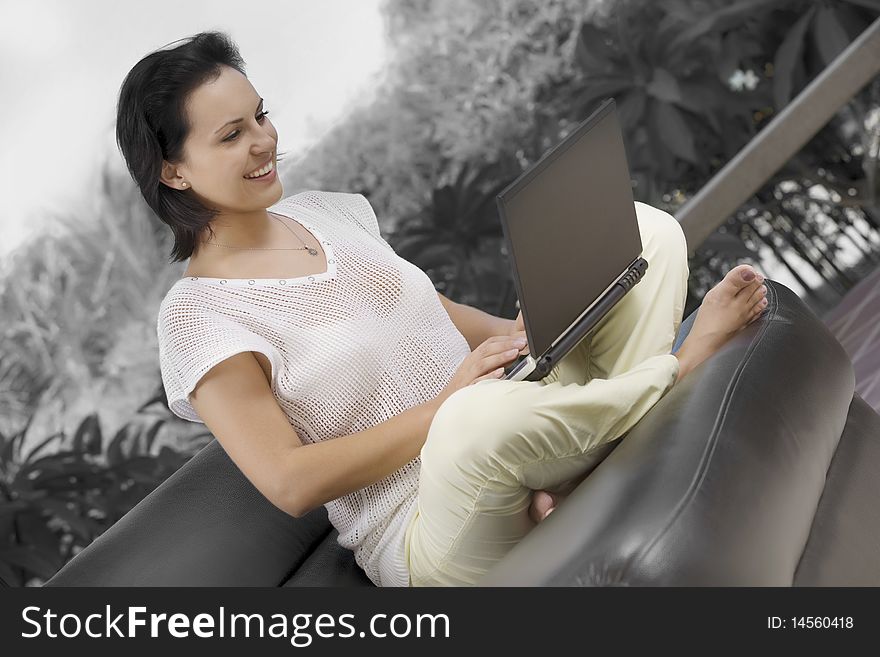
left=244, top=159, right=274, bottom=178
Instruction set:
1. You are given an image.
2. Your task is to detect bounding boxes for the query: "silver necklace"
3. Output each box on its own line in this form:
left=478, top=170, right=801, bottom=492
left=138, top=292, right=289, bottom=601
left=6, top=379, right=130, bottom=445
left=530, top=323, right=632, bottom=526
left=201, top=213, right=318, bottom=255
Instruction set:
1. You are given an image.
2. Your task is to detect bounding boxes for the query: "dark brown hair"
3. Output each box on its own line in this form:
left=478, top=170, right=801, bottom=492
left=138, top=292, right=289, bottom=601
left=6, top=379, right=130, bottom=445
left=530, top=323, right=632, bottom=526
left=115, top=31, right=247, bottom=263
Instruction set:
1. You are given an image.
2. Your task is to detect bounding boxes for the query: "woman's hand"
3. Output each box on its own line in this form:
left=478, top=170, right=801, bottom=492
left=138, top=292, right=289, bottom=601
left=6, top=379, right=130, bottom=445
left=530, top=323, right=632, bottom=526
left=508, top=310, right=529, bottom=356
left=433, top=334, right=528, bottom=409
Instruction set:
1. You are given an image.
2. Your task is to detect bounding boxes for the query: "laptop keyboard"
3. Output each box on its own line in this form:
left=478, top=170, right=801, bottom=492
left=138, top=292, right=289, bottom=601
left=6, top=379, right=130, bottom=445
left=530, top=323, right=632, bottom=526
left=504, top=354, right=529, bottom=376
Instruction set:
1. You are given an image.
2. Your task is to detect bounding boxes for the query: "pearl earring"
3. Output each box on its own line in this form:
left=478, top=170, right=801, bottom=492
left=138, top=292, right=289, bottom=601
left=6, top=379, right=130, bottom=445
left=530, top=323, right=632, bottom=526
left=182, top=182, right=188, bottom=188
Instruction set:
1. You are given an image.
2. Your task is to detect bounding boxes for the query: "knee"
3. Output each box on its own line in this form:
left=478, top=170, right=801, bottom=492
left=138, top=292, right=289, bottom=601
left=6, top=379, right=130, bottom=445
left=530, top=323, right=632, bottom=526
left=634, top=202, right=688, bottom=268
left=421, top=381, right=528, bottom=470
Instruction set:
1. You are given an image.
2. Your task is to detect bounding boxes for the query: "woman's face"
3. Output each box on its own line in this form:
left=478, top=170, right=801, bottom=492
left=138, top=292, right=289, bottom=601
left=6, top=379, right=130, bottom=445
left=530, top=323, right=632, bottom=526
left=160, top=65, right=282, bottom=213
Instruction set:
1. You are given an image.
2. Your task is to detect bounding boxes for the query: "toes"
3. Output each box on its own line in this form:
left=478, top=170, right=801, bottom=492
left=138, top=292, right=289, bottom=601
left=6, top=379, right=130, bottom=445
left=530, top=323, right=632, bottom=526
left=722, top=264, right=760, bottom=296
left=746, top=297, right=769, bottom=324
left=736, top=277, right=762, bottom=299
left=528, top=502, right=542, bottom=524
left=745, top=283, right=767, bottom=307
left=530, top=490, right=556, bottom=523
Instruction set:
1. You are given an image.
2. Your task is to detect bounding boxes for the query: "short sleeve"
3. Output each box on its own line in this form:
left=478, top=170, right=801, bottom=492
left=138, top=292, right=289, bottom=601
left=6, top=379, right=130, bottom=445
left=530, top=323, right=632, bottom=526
left=156, top=296, right=281, bottom=424
left=329, top=192, right=396, bottom=253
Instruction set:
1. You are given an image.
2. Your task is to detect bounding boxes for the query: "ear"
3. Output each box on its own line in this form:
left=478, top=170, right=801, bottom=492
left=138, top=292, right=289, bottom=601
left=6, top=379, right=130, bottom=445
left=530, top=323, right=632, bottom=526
left=159, top=160, right=188, bottom=190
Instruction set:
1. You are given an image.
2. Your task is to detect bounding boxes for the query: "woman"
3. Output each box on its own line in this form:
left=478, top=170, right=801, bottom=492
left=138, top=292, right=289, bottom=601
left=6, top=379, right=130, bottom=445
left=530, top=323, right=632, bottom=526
left=116, top=31, right=768, bottom=587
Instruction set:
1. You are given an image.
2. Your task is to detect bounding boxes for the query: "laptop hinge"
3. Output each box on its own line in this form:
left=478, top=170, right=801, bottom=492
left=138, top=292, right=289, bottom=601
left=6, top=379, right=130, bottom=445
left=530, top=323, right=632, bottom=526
left=548, top=255, right=643, bottom=350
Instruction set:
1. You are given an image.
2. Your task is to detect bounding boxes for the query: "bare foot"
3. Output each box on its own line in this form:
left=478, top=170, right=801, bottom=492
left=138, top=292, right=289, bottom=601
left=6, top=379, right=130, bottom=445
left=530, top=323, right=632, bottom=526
left=529, top=490, right=559, bottom=523
left=674, top=264, right=768, bottom=384
left=529, top=469, right=593, bottom=524
left=530, top=265, right=768, bottom=525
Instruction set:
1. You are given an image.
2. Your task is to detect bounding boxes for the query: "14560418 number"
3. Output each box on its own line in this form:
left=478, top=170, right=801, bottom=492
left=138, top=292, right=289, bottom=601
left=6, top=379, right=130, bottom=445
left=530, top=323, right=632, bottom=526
left=767, top=616, right=854, bottom=629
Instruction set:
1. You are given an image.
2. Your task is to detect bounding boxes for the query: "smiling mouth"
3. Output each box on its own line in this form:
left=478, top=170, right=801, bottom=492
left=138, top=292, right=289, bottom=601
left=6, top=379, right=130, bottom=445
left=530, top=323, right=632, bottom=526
left=244, top=156, right=276, bottom=179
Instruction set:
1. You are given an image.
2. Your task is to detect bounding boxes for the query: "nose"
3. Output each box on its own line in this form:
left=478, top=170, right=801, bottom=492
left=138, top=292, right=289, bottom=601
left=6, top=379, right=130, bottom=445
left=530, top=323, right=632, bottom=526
left=251, top=122, right=277, bottom=155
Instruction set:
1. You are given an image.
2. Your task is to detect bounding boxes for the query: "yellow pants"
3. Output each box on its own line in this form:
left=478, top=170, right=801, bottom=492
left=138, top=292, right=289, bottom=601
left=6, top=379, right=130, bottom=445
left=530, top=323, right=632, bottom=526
left=404, top=202, right=690, bottom=586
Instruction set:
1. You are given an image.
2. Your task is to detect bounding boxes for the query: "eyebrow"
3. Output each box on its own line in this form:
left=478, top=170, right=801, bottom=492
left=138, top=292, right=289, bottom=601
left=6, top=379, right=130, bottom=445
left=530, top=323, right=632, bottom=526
left=214, top=98, right=264, bottom=135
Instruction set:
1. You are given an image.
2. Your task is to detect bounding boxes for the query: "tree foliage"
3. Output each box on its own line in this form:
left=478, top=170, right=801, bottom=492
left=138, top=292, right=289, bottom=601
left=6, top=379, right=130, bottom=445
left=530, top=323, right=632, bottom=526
left=286, top=0, right=880, bottom=314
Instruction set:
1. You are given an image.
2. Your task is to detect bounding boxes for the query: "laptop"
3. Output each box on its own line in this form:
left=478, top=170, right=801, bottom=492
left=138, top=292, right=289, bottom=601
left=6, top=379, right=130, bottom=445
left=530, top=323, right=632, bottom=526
left=497, top=98, right=648, bottom=382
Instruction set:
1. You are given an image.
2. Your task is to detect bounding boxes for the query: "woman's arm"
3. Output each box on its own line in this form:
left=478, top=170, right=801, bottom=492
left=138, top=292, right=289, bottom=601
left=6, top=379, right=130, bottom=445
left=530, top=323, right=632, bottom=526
left=286, top=400, right=437, bottom=517
left=437, top=292, right=516, bottom=351
left=295, top=298, right=526, bottom=515
left=190, top=350, right=443, bottom=519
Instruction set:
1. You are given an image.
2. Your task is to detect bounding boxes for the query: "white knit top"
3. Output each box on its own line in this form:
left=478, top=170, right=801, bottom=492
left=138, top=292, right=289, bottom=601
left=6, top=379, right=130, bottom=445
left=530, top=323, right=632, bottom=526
left=156, top=190, right=471, bottom=587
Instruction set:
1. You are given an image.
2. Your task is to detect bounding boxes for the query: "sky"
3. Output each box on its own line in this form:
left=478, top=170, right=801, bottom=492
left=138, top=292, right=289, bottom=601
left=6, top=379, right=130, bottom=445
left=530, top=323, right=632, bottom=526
left=0, top=0, right=388, bottom=260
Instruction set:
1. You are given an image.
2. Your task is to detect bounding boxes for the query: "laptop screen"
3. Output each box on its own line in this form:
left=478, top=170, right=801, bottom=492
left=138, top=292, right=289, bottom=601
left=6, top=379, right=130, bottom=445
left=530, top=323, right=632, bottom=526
left=496, top=99, right=643, bottom=358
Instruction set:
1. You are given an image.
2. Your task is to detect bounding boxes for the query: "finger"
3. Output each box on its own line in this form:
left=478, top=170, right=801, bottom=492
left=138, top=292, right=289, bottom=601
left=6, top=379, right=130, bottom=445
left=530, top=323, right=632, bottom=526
left=483, top=337, right=528, bottom=355
left=471, top=367, right=504, bottom=384
left=473, top=350, right=519, bottom=381
left=511, top=336, right=530, bottom=355
left=479, top=335, right=519, bottom=351
left=488, top=346, right=522, bottom=367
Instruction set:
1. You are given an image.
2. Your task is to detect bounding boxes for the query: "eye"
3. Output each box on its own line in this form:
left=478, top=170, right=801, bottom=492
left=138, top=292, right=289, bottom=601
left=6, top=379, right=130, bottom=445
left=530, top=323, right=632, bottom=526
left=223, top=110, right=270, bottom=142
